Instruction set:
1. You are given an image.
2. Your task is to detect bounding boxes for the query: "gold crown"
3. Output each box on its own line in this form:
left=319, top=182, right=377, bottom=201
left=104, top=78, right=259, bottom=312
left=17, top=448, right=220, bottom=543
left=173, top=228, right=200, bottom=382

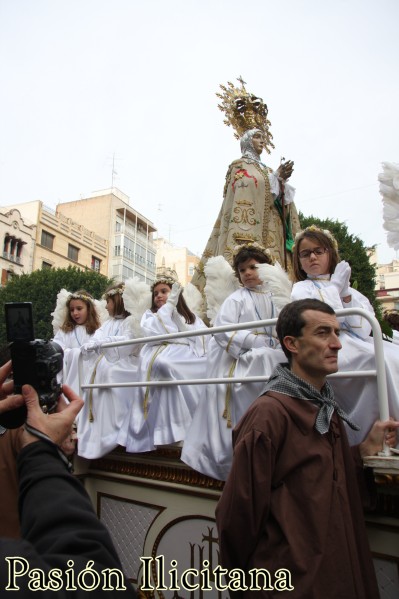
left=216, top=77, right=275, bottom=154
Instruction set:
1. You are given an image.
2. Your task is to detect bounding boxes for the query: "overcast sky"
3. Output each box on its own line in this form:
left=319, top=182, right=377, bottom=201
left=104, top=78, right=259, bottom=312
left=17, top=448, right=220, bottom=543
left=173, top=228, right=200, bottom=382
left=1, top=0, right=398, bottom=263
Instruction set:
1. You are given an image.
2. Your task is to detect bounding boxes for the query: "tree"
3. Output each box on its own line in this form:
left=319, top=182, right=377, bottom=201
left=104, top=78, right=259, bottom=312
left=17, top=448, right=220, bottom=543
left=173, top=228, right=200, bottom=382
left=0, top=266, right=113, bottom=348
left=298, top=213, right=390, bottom=335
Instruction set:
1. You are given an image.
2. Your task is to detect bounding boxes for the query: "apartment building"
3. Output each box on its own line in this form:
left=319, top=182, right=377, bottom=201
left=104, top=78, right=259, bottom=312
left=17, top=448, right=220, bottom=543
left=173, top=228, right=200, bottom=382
left=375, top=257, right=399, bottom=312
left=57, top=188, right=157, bottom=283
left=0, top=207, right=36, bottom=284
left=3, top=201, right=108, bottom=275
left=154, top=237, right=200, bottom=286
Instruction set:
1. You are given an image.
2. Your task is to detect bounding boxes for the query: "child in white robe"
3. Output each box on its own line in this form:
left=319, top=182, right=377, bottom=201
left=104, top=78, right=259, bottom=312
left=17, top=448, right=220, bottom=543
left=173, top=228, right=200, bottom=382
left=291, top=226, right=399, bottom=444
left=77, top=283, right=139, bottom=460
left=118, top=277, right=208, bottom=453
left=181, top=243, right=286, bottom=481
left=52, top=289, right=101, bottom=397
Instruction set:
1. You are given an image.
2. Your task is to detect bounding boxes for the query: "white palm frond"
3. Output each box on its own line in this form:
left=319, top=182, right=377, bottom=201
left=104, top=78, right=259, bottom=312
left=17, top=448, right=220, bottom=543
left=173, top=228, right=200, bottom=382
left=204, top=256, right=239, bottom=325
left=379, top=162, right=399, bottom=250
left=51, top=288, right=70, bottom=334
left=123, top=276, right=152, bottom=317
left=94, top=299, right=109, bottom=324
left=257, top=262, right=292, bottom=310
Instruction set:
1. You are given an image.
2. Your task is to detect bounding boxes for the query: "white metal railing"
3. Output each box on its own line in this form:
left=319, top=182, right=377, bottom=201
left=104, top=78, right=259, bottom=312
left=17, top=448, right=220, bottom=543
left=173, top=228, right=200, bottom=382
left=82, top=308, right=395, bottom=457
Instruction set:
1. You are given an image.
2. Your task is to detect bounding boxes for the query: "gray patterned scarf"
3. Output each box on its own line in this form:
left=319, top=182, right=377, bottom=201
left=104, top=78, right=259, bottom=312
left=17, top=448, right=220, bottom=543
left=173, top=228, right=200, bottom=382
left=263, top=363, right=360, bottom=434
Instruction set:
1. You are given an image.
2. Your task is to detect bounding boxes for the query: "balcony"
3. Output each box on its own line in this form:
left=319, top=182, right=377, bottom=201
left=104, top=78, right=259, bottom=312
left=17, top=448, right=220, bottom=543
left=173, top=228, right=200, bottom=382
left=2, top=253, right=22, bottom=265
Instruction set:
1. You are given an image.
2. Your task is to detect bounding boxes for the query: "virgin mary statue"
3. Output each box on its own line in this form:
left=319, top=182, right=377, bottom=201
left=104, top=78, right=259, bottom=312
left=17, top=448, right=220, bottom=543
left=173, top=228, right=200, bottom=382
left=192, top=79, right=300, bottom=292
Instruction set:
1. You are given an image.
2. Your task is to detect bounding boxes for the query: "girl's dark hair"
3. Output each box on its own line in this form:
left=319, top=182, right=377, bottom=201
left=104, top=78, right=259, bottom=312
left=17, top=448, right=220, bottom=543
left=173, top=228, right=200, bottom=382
left=104, top=283, right=130, bottom=318
left=151, top=281, right=196, bottom=325
left=62, top=289, right=100, bottom=335
left=293, top=229, right=340, bottom=282
left=384, top=310, right=399, bottom=332
left=233, top=246, right=272, bottom=280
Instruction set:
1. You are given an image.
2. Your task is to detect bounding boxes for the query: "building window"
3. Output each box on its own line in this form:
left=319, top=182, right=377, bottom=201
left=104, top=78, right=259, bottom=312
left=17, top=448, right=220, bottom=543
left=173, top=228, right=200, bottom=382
left=1, top=268, right=14, bottom=284
left=91, top=256, right=101, bottom=272
left=68, top=244, right=79, bottom=262
left=42, top=261, right=52, bottom=269
left=188, top=264, right=195, bottom=277
left=122, top=265, right=134, bottom=280
left=3, top=234, right=11, bottom=258
left=3, top=235, right=24, bottom=264
left=41, top=230, right=54, bottom=250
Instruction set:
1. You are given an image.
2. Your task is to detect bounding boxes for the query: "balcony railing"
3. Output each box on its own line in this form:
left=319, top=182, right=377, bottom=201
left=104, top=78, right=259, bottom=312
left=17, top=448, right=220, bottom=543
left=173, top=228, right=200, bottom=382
left=82, top=308, right=398, bottom=469
left=2, top=253, right=22, bottom=264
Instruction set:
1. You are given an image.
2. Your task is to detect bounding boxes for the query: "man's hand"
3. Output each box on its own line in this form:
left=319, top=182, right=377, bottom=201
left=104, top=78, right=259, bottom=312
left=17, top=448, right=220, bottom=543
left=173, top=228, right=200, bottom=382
left=358, top=418, right=399, bottom=458
left=21, top=384, right=84, bottom=449
left=59, top=422, right=78, bottom=457
left=0, top=361, right=24, bottom=415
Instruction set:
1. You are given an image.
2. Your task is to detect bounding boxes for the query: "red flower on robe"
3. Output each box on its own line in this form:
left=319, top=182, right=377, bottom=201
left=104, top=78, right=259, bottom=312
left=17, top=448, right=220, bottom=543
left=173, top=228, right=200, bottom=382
left=232, top=169, right=258, bottom=191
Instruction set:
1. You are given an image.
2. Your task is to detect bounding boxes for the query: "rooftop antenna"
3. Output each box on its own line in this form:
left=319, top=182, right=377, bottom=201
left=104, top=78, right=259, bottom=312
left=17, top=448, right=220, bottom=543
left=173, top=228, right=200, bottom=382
left=154, top=204, right=164, bottom=240
left=111, top=152, right=118, bottom=189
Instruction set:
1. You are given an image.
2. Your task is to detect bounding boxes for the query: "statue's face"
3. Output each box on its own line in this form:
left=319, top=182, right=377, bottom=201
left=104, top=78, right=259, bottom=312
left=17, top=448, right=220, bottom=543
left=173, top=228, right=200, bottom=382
left=251, top=132, right=264, bottom=156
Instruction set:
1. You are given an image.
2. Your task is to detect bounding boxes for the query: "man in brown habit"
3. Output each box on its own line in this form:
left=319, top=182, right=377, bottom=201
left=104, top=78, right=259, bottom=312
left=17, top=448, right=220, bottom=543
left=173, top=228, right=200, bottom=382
left=216, top=298, right=399, bottom=598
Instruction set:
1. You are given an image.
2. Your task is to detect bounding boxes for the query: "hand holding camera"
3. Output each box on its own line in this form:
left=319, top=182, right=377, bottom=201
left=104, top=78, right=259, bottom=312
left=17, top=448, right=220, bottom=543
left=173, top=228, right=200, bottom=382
left=21, top=383, right=83, bottom=450
left=0, top=360, right=82, bottom=450
left=0, top=302, right=64, bottom=429
left=0, top=361, right=25, bottom=415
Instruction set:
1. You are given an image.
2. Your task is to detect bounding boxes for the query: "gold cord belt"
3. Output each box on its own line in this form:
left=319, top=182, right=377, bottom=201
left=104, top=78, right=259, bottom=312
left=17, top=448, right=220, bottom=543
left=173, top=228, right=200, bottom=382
left=222, top=360, right=237, bottom=428
left=88, top=354, right=104, bottom=422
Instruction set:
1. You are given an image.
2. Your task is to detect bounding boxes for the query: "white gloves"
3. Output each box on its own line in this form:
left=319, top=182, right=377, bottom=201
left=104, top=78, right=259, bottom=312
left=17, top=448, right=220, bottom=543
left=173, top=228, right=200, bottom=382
left=80, top=339, right=102, bottom=358
left=243, top=333, right=266, bottom=350
left=166, top=282, right=183, bottom=308
left=330, top=261, right=351, bottom=298
left=252, top=335, right=267, bottom=349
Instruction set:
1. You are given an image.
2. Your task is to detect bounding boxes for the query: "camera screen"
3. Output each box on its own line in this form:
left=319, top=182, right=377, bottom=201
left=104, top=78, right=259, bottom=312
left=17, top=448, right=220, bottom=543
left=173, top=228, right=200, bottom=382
left=5, top=302, right=34, bottom=342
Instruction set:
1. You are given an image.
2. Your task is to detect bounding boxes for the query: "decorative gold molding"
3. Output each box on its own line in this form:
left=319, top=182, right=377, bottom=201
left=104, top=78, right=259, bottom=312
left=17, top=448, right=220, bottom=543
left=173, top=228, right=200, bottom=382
left=88, top=450, right=224, bottom=491
left=375, top=473, right=399, bottom=486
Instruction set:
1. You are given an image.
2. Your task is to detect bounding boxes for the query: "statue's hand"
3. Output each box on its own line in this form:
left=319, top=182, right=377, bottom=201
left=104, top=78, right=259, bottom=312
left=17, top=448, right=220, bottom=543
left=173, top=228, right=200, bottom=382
left=277, top=160, right=294, bottom=181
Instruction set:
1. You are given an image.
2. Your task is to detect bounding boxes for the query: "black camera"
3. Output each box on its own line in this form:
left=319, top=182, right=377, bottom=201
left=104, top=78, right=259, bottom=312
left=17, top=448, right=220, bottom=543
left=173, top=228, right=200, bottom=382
left=0, top=302, right=64, bottom=429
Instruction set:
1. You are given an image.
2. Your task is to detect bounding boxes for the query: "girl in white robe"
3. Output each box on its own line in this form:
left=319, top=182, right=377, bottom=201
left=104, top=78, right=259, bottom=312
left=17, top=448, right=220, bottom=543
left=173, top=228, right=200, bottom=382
left=52, top=289, right=101, bottom=397
left=77, top=283, right=139, bottom=460
left=117, top=277, right=208, bottom=453
left=181, top=243, right=286, bottom=481
left=291, top=226, right=399, bottom=444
